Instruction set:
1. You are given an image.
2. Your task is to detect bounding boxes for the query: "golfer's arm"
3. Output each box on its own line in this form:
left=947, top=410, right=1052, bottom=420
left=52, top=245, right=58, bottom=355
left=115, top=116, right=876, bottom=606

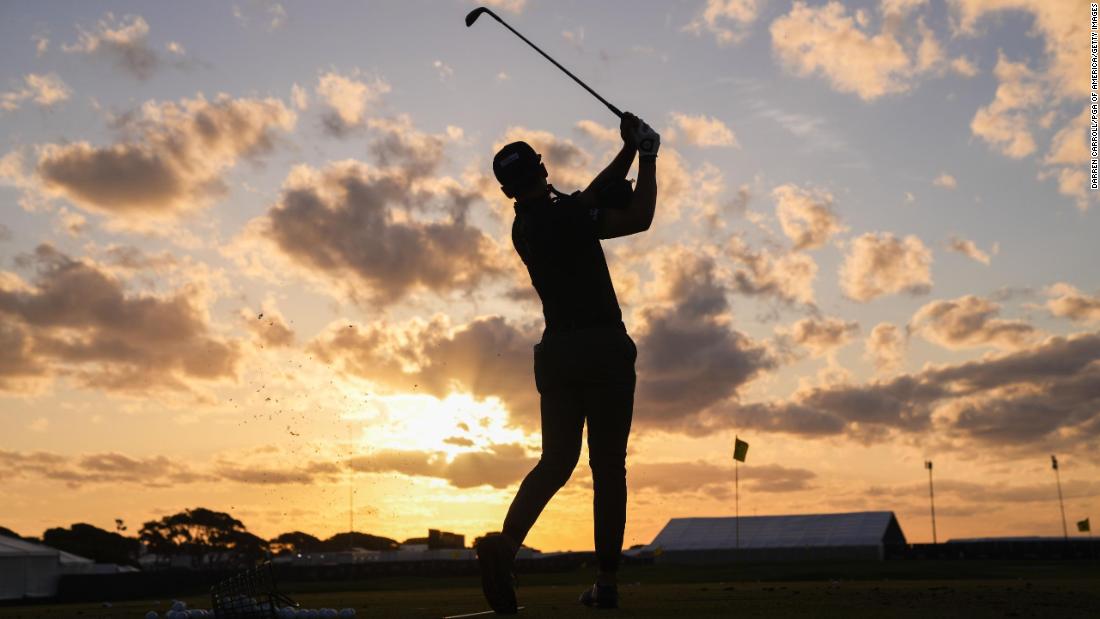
left=583, top=144, right=636, bottom=196
left=597, top=157, right=656, bottom=239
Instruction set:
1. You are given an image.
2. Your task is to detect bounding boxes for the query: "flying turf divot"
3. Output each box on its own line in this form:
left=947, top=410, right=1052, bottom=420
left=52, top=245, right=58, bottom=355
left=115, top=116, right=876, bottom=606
left=442, top=606, right=525, bottom=619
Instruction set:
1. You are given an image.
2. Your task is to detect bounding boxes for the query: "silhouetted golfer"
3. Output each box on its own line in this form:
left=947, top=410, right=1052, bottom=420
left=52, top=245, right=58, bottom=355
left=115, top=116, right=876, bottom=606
left=475, top=112, right=659, bottom=613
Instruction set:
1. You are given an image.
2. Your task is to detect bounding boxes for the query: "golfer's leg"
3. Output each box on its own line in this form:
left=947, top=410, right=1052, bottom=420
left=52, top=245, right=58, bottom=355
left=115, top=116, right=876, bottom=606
left=584, top=377, right=635, bottom=575
left=502, top=387, right=584, bottom=549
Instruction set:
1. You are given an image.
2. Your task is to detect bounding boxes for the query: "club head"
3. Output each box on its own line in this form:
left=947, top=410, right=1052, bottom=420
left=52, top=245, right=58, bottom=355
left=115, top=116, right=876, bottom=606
left=465, top=7, right=490, bottom=27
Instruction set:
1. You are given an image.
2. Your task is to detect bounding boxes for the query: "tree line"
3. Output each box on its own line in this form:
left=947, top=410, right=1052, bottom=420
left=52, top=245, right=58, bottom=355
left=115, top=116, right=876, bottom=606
left=1, top=507, right=401, bottom=568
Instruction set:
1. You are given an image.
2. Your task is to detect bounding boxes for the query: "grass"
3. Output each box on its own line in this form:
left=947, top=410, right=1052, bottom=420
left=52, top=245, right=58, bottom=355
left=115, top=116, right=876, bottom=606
left=1, top=561, right=1097, bottom=618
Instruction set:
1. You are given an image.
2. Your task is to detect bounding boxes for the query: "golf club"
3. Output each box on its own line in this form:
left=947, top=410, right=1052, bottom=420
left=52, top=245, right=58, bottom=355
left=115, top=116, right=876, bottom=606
left=465, top=6, right=624, bottom=119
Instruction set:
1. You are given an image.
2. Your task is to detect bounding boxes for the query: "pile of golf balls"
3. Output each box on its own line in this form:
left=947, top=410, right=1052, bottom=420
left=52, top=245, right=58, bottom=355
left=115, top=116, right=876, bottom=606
left=144, top=599, right=356, bottom=618
left=277, top=608, right=356, bottom=618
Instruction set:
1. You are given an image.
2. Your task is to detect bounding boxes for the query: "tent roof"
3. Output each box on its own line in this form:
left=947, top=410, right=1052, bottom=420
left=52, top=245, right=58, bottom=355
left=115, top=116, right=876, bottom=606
left=0, top=534, right=58, bottom=558
left=649, top=511, right=906, bottom=550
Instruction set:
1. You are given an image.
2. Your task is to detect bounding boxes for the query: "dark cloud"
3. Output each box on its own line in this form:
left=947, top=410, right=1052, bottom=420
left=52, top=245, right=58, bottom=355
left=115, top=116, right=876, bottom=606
left=630, top=460, right=816, bottom=496
left=264, top=161, right=505, bottom=305
left=778, top=316, right=859, bottom=357
left=909, top=295, right=1035, bottom=350
left=727, top=330, right=1100, bottom=449
left=632, top=248, right=775, bottom=433
left=869, top=477, right=1100, bottom=505
left=310, top=315, right=542, bottom=429
left=0, top=244, right=240, bottom=394
left=245, top=310, right=295, bottom=348
left=36, top=95, right=295, bottom=224
left=0, top=449, right=214, bottom=488
left=311, top=247, right=775, bottom=435
left=348, top=443, right=536, bottom=489
left=727, top=237, right=817, bottom=306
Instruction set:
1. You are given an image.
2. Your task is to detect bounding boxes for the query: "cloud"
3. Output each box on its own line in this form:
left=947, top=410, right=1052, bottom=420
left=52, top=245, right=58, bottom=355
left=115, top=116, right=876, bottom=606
left=951, top=56, right=979, bottom=77
left=769, top=1, right=941, bottom=101
left=1045, top=283, right=1100, bottom=324
left=909, top=295, right=1036, bottom=350
left=1042, top=103, right=1095, bottom=210
left=432, top=60, right=454, bottom=81
left=33, top=94, right=295, bottom=226
left=970, top=52, right=1043, bottom=159
left=348, top=443, right=536, bottom=489
left=316, top=70, right=391, bottom=135
left=945, top=235, right=991, bottom=265
left=0, top=244, right=240, bottom=394
left=839, top=232, right=932, bottom=302
left=62, top=13, right=159, bottom=79
left=864, top=322, right=905, bottom=374
left=950, top=0, right=1085, bottom=100
left=871, top=477, right=1100, bottom=505
left=772, top=184, right=844, bottom=250
left=574, top=119, right=620, bottom=145
left=481, top=0, right=527, bottom=14
left=262, top=160, right=504, bottom=306
left=243, top=308, right=295, bottom=348
left=727, top=237, right=818, bottom=306
left=669, top=113, right=738, bottom=148
left=630, top=460, right=816, bottom=495
left=1, top=74, right=71, bottom=112
left=731, top=329, right=1100, bottom=448
left=367, top=114, right=455, bottom=178
left=290, top=83, right=309, bottom=111
left=310, top=314, right=543, bottom=429
left=632, top=247, right=775, bottom=433
left=232, top=1, right=287, bottom=31
left=777, top=316, right=859, bottom=358
left=684, top=0, right=761, bottom=45
left=933, top=172, right=957, bottom=189
left=0, top=450, right=214, bottom=488
left=312, top=246, right=775, bottom=436
left=33, top=32, right=49, bottom=57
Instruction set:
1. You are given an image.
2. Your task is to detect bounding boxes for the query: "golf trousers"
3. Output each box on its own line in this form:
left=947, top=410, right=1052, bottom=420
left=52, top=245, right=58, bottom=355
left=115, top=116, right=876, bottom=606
left=502, top=325, right=637, bottom=574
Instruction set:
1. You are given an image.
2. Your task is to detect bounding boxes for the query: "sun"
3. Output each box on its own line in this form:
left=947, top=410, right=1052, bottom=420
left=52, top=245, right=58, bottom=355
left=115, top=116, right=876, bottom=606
left=341, top=392, right=529, bottom=457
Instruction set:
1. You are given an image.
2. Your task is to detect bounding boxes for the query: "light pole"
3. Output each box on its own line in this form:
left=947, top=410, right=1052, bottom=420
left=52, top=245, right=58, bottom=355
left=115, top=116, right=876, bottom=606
left=925, top=460, right=937, bottom=544
left=1052, top=455, right=1068, bottom=541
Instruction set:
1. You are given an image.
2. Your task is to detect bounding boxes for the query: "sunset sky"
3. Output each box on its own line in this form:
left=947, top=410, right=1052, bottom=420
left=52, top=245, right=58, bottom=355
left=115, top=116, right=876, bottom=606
left=1, top=0, right=1097, bottom=553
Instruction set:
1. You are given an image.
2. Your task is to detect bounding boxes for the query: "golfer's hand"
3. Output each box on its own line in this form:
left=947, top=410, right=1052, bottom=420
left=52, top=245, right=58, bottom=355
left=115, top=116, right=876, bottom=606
left=620, top=112, right=641, bottom=149
left=635, top=120, right=660, bottom=158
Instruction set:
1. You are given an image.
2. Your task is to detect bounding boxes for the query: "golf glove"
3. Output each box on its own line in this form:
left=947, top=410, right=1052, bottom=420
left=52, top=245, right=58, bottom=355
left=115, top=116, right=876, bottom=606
left=635, top=122, right=659, bottom=158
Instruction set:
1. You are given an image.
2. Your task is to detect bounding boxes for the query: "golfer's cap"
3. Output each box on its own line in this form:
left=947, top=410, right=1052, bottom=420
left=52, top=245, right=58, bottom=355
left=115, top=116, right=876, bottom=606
left=493, top=141, right=542, bottom=187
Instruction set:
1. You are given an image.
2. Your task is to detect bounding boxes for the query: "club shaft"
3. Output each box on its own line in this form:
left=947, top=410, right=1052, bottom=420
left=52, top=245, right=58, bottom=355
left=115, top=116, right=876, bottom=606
left=487, top=12, right=622, bottom=118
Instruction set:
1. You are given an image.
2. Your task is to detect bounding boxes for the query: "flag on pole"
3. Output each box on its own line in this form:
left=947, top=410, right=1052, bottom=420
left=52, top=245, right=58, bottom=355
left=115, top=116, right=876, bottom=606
left=1078, top=518, right=1091, bottom=533
left=1051, top=454, right=1059, bottom=470
left=925, top=460, right=932, bottom=470
left=733, top=437, right=749, bottom=462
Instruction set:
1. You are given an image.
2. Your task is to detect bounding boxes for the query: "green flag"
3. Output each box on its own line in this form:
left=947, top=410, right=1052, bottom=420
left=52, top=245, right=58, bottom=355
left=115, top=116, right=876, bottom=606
left=733, top=437, right=749, bottom=462
left=1078, top=518, right=1090, bottom=533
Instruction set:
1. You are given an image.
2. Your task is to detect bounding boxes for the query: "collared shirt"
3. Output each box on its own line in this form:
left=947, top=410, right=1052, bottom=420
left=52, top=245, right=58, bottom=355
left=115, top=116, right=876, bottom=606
left=512, top=188, right=624, bottom=334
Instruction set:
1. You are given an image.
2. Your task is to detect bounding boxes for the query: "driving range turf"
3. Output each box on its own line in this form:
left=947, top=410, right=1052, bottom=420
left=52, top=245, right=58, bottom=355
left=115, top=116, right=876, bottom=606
left=1, top=561, right=1097, bottom=618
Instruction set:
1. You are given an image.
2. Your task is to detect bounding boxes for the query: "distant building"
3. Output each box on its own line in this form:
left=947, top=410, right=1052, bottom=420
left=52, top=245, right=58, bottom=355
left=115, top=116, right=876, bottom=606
left=644, top=511, right=907, bottom=563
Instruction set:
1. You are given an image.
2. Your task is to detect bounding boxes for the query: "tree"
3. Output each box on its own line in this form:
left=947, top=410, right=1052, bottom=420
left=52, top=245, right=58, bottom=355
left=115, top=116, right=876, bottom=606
left=0, top=525, right=23, bottom=540
left=42, top=523, right=140, bottom=566
left=321, top=532, right=399, bottom=552
left=269, top=531, right=323, bottom=556
left=138, top=507, right=267, bottom=567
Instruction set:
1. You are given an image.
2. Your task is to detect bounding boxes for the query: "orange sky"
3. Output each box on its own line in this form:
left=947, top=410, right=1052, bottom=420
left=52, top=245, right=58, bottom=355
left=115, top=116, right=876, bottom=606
left=1, top=0, right=1098, bottom=552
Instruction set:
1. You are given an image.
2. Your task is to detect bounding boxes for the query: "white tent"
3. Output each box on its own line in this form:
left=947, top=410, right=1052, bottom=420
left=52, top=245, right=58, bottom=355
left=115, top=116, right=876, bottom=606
left=0, top=534, right=63, bottom=600
left=647, top=511, right=907, bottom=562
